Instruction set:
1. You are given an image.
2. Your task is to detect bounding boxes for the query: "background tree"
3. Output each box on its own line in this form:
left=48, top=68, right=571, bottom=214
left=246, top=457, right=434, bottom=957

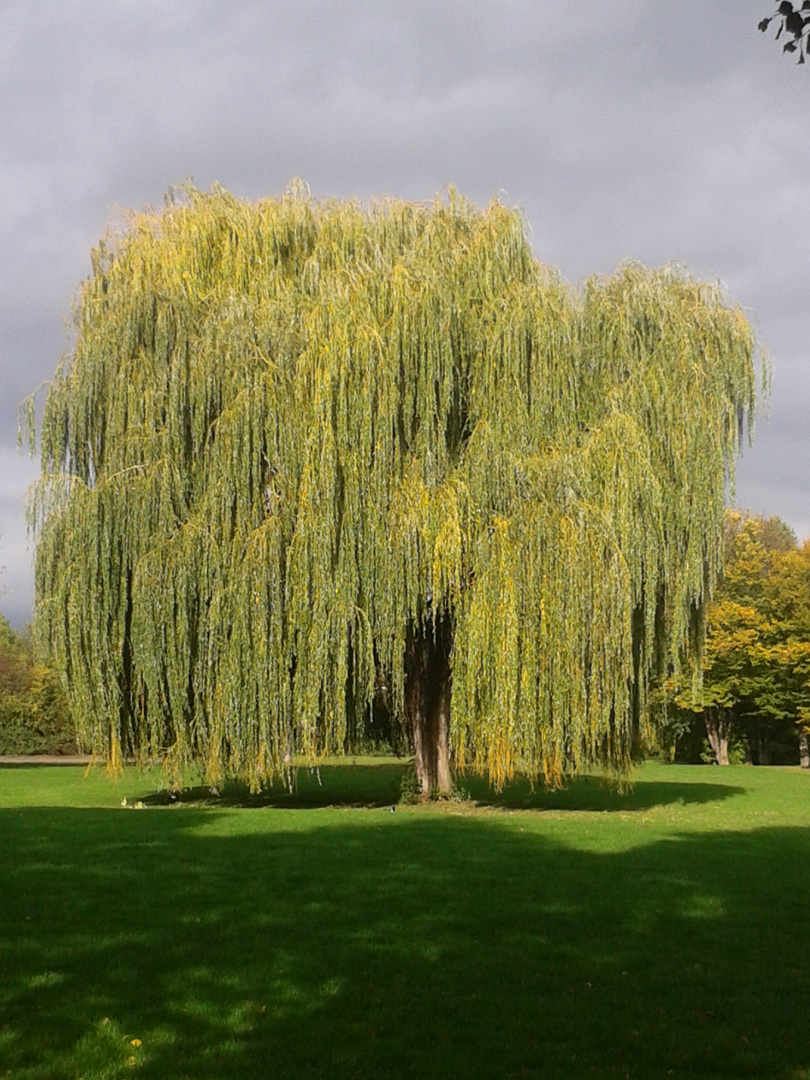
left=667, top=512, right=810, bottom=766
left=759, top=540, right=810, bottom=765
left=0, top=614, right=73, bottom=755
left=24, top=185, right=759, bottom=794
left=669, top=597, right=767, bottom=765
left=759, top=3, right=810, bottom=63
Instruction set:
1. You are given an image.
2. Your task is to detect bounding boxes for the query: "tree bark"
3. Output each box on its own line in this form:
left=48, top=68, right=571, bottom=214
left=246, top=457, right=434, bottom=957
left=404, top=614, right=453, bottom=797
left=799, top=731, right=810, bottom=769
left=704, top=709, right=730, bottom=765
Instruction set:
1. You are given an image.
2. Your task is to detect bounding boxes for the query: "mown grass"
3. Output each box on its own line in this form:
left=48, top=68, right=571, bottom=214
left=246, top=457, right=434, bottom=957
left=0, top=760, right=808, bottom=1079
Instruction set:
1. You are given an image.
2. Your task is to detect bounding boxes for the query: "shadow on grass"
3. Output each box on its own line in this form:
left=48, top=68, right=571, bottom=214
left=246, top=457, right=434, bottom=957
left=0, top=759, right=91, bottom=767
left=133, top=763, right=746, bottom=814
left=1, top=802, right=808, bottom=1079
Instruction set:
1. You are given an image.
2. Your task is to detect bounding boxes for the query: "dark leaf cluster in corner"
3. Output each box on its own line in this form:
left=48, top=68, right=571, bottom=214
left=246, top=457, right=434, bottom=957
left=760, top=1, right=810, bottom=64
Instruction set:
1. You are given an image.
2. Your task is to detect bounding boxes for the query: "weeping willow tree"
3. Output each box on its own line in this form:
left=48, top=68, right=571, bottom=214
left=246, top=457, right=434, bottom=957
left=23, top=183, right=760, bottom=794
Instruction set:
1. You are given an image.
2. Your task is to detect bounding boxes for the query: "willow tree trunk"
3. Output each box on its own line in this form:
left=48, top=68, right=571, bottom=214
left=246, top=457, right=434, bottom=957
left=405, top=615, right=453, bottom=797
left=704, top=709, right=731, bottom=765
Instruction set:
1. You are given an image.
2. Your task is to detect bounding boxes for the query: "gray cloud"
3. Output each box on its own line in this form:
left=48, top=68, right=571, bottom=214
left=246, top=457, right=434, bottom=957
left=0, top=452, right=38, bottom=627
left=2, top=0, right=809, bottom=624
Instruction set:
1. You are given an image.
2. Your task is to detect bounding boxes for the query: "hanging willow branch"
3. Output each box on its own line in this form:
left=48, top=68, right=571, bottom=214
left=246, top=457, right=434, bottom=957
left=24, top=182, right=761, bottom=790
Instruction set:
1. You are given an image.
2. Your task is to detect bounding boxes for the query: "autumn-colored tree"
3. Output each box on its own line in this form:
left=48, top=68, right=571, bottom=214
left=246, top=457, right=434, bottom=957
left=670, top=512, right=810, bottom=765
left=760, top=541, right=810, bottom=765
left=670, top=598, right=767, bottom=765
left=24, top=185, right=759, bottom=794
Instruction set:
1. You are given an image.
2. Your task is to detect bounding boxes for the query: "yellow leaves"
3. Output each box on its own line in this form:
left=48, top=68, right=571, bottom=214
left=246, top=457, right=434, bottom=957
left=671, top=510, right=810, bottom=723
left=430, top=482, right=465, bottom=606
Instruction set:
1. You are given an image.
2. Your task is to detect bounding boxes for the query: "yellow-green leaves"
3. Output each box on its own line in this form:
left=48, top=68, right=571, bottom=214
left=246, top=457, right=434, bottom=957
left=26, top=185, right=760, bottom=789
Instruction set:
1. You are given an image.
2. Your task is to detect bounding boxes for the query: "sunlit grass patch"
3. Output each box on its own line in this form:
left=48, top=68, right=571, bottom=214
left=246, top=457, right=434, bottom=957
left=0, top=761, right=808, bottom=1078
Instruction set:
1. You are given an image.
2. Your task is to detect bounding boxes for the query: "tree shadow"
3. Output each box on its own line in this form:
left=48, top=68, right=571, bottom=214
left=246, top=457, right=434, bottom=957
left=2, top=802, right=807, bottom=1079
left=461, top=772, right=747, bottom=812
left=134, top=762, right=745, bottom=814
left=137, top=761, right=406, bottom=810
left=0, top=759, right=92, bottom=768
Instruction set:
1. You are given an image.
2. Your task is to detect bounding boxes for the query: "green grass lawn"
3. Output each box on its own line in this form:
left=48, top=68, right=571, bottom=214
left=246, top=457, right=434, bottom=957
left=1, top=760, right=808, bottom=1080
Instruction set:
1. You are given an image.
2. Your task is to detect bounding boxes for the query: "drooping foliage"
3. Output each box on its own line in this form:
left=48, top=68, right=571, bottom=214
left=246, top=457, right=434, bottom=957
left=25, top=183, right=760, bottom=789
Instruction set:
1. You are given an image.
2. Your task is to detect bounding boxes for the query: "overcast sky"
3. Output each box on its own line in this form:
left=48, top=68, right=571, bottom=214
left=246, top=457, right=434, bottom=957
left=1, top=0, right=808, bottom=626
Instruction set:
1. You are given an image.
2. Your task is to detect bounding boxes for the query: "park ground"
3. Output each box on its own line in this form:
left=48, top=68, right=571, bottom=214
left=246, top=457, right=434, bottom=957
left=0, top=759, right=808, bottom=1080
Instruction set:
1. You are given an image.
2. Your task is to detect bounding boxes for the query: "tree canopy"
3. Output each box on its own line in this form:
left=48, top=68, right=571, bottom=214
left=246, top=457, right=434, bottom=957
left=24, top=184, right=760, bottom=792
